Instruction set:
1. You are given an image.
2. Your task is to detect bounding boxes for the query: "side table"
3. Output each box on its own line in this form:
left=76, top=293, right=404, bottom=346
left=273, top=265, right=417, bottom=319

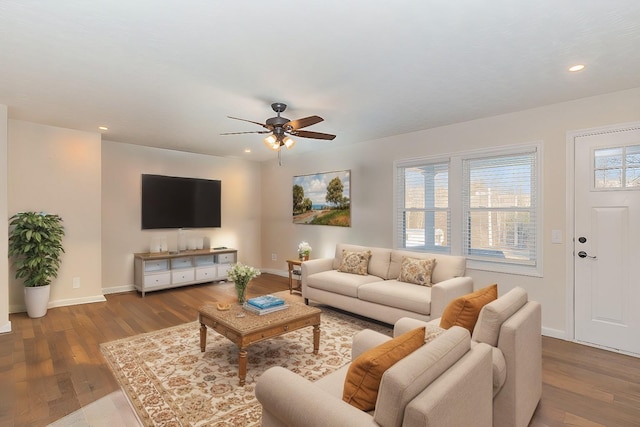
left=286, top=259, right=303, bottom=294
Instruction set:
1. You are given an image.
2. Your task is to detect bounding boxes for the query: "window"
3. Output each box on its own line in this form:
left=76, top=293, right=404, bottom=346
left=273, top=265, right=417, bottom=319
left=395, top=161, right=450, bottom=253
left=594, top=145, right=640, bottom=189
left=395, top=143, right=542, bottom=276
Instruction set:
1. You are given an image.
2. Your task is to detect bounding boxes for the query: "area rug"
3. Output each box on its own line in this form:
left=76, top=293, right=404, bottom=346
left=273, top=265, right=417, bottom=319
left=100, top=307, right=391, bottom=427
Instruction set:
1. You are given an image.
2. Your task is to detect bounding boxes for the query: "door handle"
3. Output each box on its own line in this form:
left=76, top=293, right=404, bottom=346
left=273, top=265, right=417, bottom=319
left=577, top=251, right=597, bottom=259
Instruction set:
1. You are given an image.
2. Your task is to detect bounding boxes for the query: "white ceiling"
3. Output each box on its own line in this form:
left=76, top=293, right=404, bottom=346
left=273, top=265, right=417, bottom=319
left=1, top=1, right=640, bottom=162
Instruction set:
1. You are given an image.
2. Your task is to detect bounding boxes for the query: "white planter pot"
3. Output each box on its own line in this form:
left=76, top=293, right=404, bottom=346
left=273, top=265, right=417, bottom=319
left=24, top=285, right=51, bottom=318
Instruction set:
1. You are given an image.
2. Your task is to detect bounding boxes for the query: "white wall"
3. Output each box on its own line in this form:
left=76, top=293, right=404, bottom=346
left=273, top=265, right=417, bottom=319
left=260, top=87, right=640, bottom=337
left=8, top=120, right=104, bottom=311
left=101, top=141, right=262, bottom=291
left=0, top=105, right=9, bottom=332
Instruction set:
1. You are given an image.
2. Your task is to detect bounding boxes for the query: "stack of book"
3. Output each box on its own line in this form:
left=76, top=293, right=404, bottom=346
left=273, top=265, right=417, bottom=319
left=243, top=294, right=288, bottom=315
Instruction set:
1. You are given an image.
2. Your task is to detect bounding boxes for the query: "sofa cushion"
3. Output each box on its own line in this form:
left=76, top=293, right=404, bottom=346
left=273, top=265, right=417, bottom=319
left=390, top=250, right=466, bottom=284
left=306, top=270, right=383, bottom=298
left=334, top=244, right=392, bottom=279
left=374, top=326, right=471, bottom=427
left=358, top=280, right=431, bottom=315
left=398, top=256, right=436, bottom=286
left=343, top=327, right=426, bottom=411
left=338, top=249, right=372, bottom=275
left=472, top=286, right=528, bottom=347
left=440, top=284, right=498, bottom=333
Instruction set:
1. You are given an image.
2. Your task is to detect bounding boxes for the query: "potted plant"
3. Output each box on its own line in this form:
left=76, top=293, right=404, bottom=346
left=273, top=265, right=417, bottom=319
left=298, top=241, right=312, bottom=261
left=8, top=212, right=65, bottom=318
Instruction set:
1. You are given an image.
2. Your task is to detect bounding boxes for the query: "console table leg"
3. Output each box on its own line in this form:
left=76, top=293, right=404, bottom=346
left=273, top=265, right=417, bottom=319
left=238, top=349, right=247, bottom=386
left=199, top=323, right=207, bottom=352
left=313, top=325, right=320, bottom=355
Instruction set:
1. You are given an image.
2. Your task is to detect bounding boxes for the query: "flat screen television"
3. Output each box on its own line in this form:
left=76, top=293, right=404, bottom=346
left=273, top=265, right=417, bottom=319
left=141, top=174, right=221, bottom=229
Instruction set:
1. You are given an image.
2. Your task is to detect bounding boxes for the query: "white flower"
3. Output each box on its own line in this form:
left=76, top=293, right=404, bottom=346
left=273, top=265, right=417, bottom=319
left=227, top=263, right=261, bottom=288
left=297, top=241, right=312, bottom=256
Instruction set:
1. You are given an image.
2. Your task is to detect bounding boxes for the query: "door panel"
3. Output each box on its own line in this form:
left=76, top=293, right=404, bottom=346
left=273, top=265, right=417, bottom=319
left=574, top=126, right=640, bottom=355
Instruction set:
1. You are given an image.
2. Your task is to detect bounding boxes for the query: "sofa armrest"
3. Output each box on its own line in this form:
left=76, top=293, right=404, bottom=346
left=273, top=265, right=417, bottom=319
left=403, top=342, right=493, bottom=427
left=256, top=366, right=378, bottom=427
left=352, top=329, right=392, bottom=359
left=301, top=258, right=334, bottom=281
left=494, top=301, right=542, bottom=427
left=430, top=276, right=474, bottom=318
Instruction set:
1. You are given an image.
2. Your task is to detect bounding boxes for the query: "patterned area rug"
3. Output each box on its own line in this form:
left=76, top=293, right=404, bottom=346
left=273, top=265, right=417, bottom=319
left=100, top=307, right=391, bottom=427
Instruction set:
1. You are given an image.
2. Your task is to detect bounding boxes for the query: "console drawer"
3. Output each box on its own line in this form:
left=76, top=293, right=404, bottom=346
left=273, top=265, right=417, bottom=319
left=196, top=266, right=217, bottom=281
left=217, top=253, right=235, bottom=264
left=144, top=272, right=171, bottom=288
left=172, top=269, right=195, bottom=284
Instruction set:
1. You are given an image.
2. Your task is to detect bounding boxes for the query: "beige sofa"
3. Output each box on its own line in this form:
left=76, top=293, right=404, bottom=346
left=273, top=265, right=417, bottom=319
left=394, top=287, right=541, bottom=427
left=302, top=243, right=473, bottom=324
left=256, top=325, right=493, bottom=427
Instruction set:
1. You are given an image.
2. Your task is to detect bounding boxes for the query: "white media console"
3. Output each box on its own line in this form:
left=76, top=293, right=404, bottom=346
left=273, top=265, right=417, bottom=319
left=134, top=248, right=237, bottom=297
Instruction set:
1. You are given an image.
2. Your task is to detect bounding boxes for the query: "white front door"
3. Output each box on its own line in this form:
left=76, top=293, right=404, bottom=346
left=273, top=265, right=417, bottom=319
left=574, top=124, right=640, bottom=355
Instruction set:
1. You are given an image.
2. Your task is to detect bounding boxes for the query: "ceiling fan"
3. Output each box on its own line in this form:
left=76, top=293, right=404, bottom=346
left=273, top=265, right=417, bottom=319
left=221, top=102, right=336, bottom=152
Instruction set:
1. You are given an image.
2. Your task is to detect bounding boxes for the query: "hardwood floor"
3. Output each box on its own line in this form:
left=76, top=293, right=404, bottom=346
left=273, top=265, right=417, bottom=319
left=1, top=273, right=639, bottom=426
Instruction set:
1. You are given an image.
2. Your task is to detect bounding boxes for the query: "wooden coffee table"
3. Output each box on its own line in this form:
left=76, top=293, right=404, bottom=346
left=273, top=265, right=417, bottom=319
left=198, top=300, right=321, bottom=385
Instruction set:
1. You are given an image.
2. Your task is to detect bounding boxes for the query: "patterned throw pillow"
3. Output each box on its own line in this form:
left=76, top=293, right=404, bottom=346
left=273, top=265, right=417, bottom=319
left=398, top=256, right=436, bottom=286
left=338, top=250, right=372, bottom=275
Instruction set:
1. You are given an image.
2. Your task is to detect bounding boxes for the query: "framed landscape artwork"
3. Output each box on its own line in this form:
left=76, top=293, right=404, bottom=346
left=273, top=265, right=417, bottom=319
left=292, top=170, right=351, bottom=227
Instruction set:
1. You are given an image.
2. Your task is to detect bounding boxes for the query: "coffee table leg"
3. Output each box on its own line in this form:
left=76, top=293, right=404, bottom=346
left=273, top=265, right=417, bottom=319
left=200, top=323, right=207, bottom=352
left=313, top=324, right=320, bottom=355
left=238, top=348, right=247, bottom=386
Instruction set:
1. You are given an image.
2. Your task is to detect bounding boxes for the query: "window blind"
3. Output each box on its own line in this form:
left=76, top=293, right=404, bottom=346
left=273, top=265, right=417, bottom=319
left=462, top=149, right=537, bottom=266
left=395, top=161, right=450, bottom=253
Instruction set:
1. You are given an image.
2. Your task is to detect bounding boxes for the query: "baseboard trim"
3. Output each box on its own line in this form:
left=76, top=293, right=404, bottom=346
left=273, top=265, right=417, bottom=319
left=10, top=294, right=107, bottom=314
left=103, top=284, right=136, bottom=295
left=261, top=268, right=288, bottom=278
left=541, top=326, right=565, bottom=339
left=49, top=295, right=107, bottom=308
left=0, top=320, right=12, bottom=334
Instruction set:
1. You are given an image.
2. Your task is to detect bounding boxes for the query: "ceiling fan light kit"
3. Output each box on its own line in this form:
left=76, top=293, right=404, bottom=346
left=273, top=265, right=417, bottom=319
left=223, top=102, right=335, bottom=156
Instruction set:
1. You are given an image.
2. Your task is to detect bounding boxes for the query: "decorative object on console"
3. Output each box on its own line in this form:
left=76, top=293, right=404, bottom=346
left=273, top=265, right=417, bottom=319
left=227, top=262, right=261, bottom=304
left=8, top=211, right=65, bottom=318
left=297, top=241, right=312, bottom=260
left=293, top=170, right=351, bottom=227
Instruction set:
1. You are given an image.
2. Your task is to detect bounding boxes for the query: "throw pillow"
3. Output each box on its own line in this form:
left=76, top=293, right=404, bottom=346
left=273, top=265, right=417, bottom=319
left=343, top=327, right=425, bottom=411
left=338, top=249, right=372, bottom=275
left=398, top=256, right=436, bottom=286
left=439, top=284, right=498, bottom=333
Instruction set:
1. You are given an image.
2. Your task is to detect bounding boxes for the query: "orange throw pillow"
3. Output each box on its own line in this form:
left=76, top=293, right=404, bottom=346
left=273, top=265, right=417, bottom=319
left=440, top=284, right=498, bottom=333
left=343, top=327, right=425, bottom=411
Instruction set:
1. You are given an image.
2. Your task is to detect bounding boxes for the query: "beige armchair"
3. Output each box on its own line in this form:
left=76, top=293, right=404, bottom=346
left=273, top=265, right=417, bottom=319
left=256, top=324, right=493, bottom=427
left=395, top=286, right=542, bottom=427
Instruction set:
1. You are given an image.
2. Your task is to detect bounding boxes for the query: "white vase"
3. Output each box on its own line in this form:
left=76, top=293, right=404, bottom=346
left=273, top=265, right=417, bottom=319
left=24, top=285, right=51, bottom=318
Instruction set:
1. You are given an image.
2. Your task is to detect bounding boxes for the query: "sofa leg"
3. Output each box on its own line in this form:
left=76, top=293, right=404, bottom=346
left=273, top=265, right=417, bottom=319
left=304, top=298, right=309, bottom=305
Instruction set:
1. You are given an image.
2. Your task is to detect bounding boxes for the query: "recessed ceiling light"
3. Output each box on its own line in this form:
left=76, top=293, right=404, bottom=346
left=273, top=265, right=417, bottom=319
left=98, top=126, right=108, bottom=131
left=568, top=64, right=585, bottom=72
left=244, top=149, right=251, bottom=153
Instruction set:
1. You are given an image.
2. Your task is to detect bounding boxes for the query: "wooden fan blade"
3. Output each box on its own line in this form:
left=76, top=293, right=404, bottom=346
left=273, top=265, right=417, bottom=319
left=220, top=130, right=270, bottom=135
left=285, top=115, right=323, bottom=130
left=227, top=116, right=271, bottom=130
left=293, top=130, right=336, bottom=140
